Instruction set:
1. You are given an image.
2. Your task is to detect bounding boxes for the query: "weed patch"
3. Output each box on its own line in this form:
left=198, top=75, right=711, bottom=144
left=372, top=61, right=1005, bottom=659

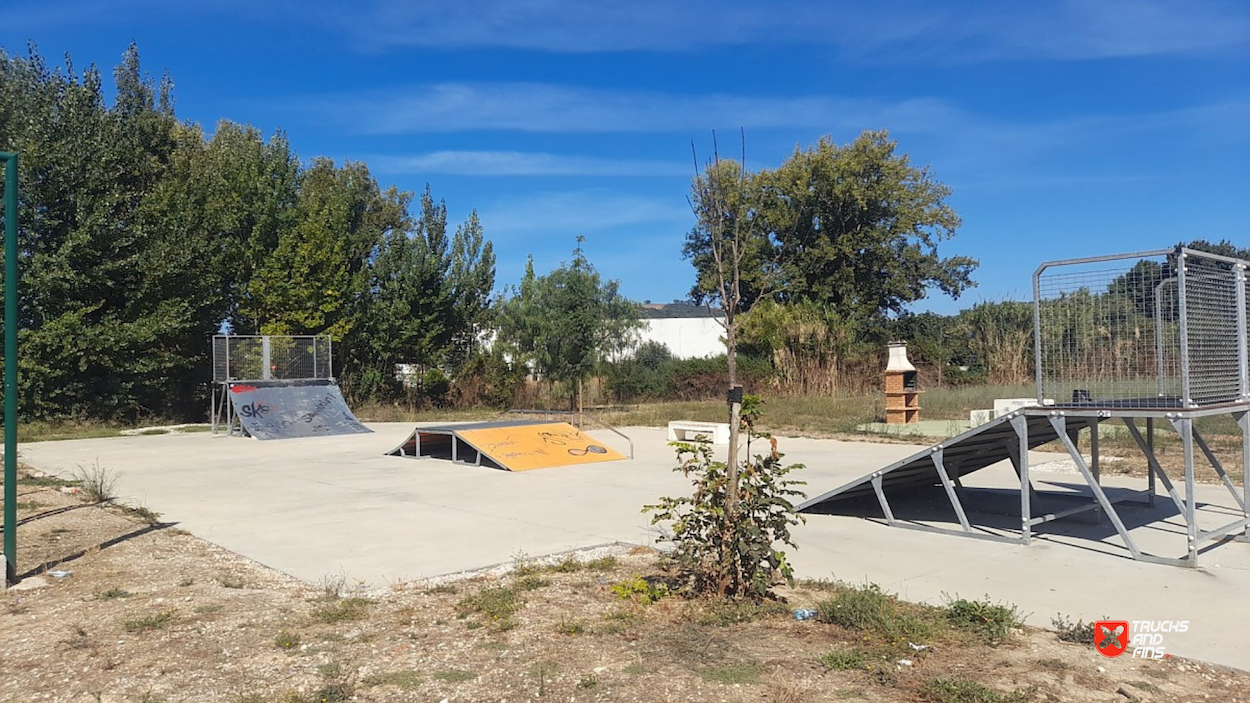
left=19, top=472, right=80, bottom=488
left=923, top=676, right=1034, bottom=703
left=361, top=670, right=423, bottom=689
left=815, top=583, right=941, bottom=644
left=585, top=555, right=618, bottom=571
left=515, top=574, right=550, bottom=591
left=528, top=662, right=558, bottom=697
left=273, top=631, right=300, bottom=650
left=456, top=585, right=522, bottom=627
left=820, top=648, right=870, bottom=671
left=433, top=669, right=477, bottom=683
left=945, top=597, right=1022, bottom=645
left=1051, top=613, right=1097, bottom=644
left=73, top=461, right=118, bottom=503
left=310, top=597, right=371, bottom=624
left=124, top=609, right=176, bottom=634
left=700, top=663, right=765, bottom=685
left=610, top=575, right=669, bottom=604
left=117, top=503, right=162, bottom=524
left=556, top=617, right=586, bottom=636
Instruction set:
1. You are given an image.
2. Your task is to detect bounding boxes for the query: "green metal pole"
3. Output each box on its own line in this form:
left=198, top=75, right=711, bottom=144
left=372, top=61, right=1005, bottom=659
left=1, top=152, right=16, bottom=585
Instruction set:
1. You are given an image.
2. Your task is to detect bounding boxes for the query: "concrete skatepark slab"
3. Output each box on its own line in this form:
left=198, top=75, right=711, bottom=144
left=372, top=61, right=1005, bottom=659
left=18, top=424, right=1250, bottom=670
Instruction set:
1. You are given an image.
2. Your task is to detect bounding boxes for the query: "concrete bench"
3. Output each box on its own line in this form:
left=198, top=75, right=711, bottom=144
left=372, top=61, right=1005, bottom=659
left=667, top=420, right=731, bottom=444
left=970, top=398, right=1056, bottom=427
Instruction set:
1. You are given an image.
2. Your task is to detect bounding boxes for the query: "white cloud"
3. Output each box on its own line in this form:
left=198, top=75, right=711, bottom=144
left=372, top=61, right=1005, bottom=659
left=321, top=0, right=1249, bottom=61
left=312, top=82, right=960, bottom=135
left=478, top=190, right=691, bottom=236
left=371, top=151, right=687, bottom=176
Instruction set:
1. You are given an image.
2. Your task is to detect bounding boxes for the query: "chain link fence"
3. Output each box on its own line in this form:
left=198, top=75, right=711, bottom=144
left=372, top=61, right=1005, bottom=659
left=212, top=335, right=333, bottom=382
left=1034, top=248, right=1248, bottom=408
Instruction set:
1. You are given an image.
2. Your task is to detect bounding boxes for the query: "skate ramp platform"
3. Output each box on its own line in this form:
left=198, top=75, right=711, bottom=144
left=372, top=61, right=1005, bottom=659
left=388, top=419, right=627, bottom=471
left=228, top=379, right=371, bottom=441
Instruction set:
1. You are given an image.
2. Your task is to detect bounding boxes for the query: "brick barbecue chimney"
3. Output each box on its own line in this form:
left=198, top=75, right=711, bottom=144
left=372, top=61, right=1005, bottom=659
left=884, top=342, right=920, bottom=424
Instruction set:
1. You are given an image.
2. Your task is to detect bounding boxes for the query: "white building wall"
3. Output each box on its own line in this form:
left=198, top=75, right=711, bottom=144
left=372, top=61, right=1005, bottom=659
left=636, top=317, right=725, bottom=359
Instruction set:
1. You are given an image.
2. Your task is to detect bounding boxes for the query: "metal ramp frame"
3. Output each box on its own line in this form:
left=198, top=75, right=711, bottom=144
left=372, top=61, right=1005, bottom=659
left=798, top=404, right=1250, bottom=567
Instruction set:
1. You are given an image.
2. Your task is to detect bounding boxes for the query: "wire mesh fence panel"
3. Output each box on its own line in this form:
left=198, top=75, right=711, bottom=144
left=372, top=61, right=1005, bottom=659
left=1183, top=253, right=1242, bottom=404
left=1035, top=248, right=1249, bottom=408
left=211, top=335, right=333, bottom=381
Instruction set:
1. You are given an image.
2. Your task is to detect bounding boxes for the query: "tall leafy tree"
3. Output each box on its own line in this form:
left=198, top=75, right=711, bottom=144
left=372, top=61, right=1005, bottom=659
left=248, top=158, right=407, bottom=338
left=447, top=209, right=496, bottom=366
left=0, top=44, right=497, bottom=419
left=497, top=242, right=641, bottom=407
left=686, top=130, right=976, bottom=320
left=199, top=121, right=302, bottom=333
left=1, top=44, right=235, bottom=418
left=348, top=188, right=496, bottom=402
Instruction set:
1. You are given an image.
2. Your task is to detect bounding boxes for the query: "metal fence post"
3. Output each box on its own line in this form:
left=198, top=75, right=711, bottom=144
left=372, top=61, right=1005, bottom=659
left=2, top=152, right=19, bottom=584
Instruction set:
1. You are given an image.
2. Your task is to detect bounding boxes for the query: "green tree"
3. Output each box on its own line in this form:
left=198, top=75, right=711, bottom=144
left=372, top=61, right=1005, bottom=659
left=687, top=130, right=975, bottom=319
left=1186, top=239, right=1250, bottom=261
left=446, top=209, right=496, bottom=367
left=496, top=242, right=641, bottom=408
left=198, top=121, right=302, bottom=334
left=248, top=158, right=407, bottom=338
left=350, top=187, right=495, bottom=403
left=1, top=44, right=235, bottom=418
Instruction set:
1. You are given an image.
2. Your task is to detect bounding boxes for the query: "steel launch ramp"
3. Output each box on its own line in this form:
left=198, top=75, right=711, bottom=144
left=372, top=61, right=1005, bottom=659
left=388, top=420, right=627, bottom=471
left=797, top=413, right=1072, bottom=511
left=227, top=379, right=371, bottom=440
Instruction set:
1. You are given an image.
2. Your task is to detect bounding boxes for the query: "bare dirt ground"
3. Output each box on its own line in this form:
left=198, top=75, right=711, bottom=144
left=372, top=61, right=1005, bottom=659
left=3, top=468, right=1249, bottom=703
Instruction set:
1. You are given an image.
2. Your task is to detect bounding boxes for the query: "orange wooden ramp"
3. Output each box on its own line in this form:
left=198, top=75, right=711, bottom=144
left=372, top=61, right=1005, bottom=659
left=387, top=420, right=626, bottom=471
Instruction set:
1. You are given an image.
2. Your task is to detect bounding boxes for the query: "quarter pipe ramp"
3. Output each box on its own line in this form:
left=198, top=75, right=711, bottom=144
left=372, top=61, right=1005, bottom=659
left=227, top=379, right=371, bottom=440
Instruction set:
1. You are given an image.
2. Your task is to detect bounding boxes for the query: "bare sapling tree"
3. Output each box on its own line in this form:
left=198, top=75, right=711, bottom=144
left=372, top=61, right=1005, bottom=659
left=686, top=131, right=776, bottom=519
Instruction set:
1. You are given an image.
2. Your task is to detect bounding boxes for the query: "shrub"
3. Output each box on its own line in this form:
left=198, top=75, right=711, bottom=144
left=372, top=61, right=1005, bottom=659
left=604, top=353, right=775, bottom=403
left=644, top=417, right=805, bottom=599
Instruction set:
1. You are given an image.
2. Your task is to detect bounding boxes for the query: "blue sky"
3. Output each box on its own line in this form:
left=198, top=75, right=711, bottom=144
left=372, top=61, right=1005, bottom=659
left=4, top=0, right=1248, bottom=314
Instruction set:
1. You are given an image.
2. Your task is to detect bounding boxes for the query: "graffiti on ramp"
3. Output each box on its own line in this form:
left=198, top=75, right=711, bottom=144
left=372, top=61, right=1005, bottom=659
left=228, top=380, right=371, bottom=440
